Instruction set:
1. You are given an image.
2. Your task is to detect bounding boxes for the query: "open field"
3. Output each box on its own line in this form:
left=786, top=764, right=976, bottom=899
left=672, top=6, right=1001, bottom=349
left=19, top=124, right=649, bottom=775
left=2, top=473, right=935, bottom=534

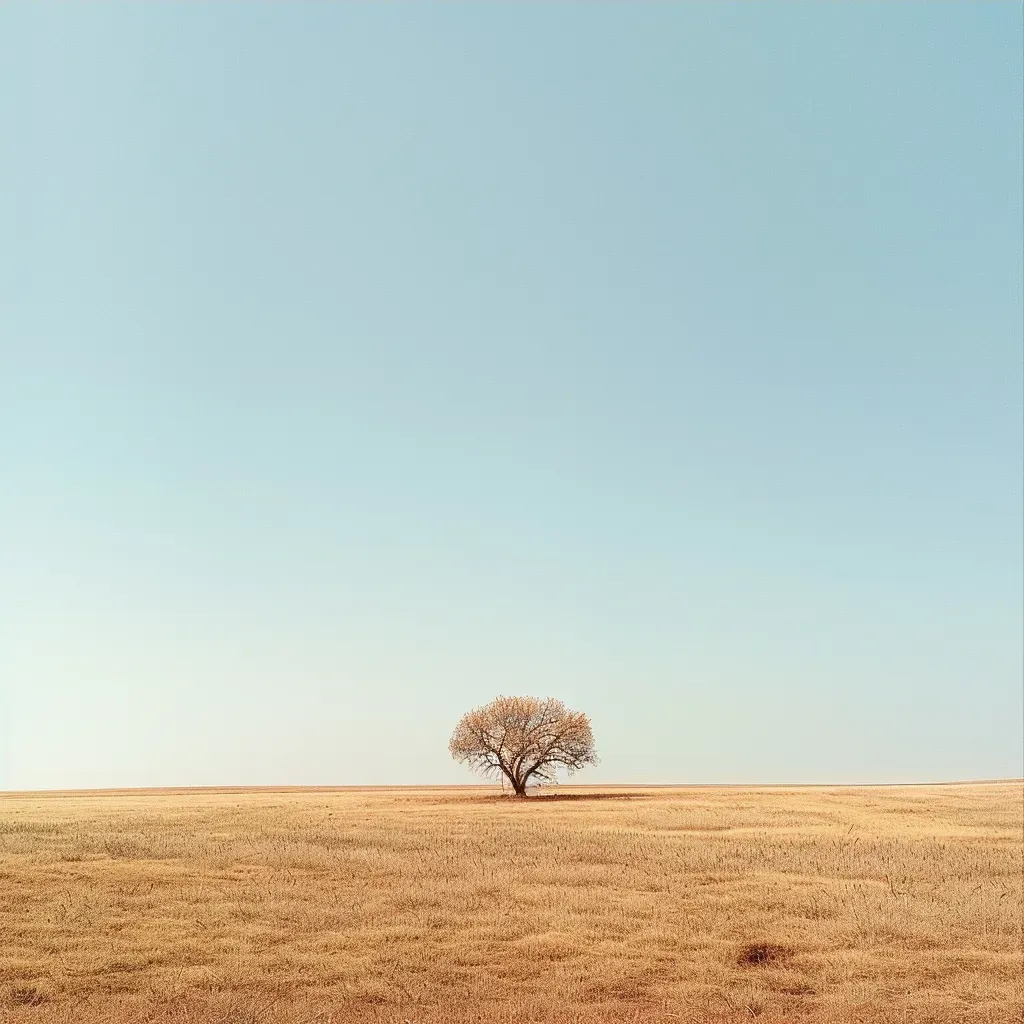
left=1, top=783, right=1021, bottom=1023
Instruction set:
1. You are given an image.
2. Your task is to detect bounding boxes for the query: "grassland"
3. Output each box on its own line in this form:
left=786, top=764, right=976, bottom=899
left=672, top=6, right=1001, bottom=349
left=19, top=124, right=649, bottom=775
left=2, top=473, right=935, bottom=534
left=1, top=783, right=1021, bottom=1023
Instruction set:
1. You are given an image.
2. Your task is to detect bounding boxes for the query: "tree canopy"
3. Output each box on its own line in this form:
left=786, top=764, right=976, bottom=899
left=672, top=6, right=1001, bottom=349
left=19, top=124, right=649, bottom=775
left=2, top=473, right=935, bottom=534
left=449, top=696, right=597, bottom=797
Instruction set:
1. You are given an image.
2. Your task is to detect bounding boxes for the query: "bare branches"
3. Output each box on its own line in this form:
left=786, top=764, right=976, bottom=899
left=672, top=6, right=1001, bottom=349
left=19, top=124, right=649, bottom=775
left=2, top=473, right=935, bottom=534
left=449, top=696, right=598, bottom=797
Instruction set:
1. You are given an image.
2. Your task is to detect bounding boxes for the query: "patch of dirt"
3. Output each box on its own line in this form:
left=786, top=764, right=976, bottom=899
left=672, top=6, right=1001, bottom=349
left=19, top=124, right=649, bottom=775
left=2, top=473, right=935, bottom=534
left=11, top=984, right=49, bottom=1006
left=738, top=943, right=791, bottom=967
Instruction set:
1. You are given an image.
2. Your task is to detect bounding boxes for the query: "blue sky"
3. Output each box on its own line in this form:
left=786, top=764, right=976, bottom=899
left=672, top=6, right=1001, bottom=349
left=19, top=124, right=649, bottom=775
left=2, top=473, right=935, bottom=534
left=2, top=4, right=1021, bottom=789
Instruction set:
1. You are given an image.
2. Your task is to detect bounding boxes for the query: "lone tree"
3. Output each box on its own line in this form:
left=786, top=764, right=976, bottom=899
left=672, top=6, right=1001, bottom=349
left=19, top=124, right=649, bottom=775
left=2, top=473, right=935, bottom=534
left=449, top=695, right=598, bottom=797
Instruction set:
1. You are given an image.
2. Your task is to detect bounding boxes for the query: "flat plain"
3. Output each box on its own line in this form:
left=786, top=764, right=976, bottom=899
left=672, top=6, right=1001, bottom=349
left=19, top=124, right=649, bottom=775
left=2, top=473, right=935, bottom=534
left=1, top=783, right=1021, bottom=1023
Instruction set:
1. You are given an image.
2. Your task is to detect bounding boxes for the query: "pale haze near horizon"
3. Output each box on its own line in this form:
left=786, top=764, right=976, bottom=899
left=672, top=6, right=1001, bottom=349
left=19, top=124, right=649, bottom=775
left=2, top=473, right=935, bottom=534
left=1, top=5, right=1021, bottom=791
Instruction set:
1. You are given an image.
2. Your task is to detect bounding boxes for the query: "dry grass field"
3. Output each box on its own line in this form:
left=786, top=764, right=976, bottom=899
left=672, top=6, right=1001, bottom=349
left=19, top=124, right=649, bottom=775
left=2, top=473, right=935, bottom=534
left=1, top=783, right=1021, bottom=1024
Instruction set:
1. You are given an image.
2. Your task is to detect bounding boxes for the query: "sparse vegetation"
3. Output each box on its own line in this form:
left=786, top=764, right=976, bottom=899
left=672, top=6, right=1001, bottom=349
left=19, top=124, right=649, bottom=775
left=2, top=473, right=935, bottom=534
left=0, top=783, right=1021, bottom=1022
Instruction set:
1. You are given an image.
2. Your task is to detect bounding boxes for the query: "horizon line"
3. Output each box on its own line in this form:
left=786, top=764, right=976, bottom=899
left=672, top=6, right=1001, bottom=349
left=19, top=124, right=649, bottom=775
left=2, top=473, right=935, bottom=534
left=2, top=778, right=1021, bottom=798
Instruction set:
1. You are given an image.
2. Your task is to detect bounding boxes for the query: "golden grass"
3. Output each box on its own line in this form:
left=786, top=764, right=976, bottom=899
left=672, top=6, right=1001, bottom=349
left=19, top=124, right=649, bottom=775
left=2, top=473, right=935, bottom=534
left=1, top=783, right=1021, bottom=1023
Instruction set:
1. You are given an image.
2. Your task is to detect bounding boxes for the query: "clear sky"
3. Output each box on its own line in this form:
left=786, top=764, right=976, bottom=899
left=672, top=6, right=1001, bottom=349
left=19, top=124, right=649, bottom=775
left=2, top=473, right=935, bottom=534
left=2, top=4, right=1021, bottom=791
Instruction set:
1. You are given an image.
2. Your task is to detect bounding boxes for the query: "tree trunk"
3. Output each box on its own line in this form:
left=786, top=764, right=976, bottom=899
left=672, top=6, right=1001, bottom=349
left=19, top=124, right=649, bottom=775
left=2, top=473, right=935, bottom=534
left=512, top=782, right=528, bottom=798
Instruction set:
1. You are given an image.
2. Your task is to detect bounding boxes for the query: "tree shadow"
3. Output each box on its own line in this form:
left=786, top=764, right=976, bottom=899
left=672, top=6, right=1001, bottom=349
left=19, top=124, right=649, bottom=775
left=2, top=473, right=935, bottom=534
left=450, top=791, right=652, bottom=804
left=524, top=792, right=650, bottom=801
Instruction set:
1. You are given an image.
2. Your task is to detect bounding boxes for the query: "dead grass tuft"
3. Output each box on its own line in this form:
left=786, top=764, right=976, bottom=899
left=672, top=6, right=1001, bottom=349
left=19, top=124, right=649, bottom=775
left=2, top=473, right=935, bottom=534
left=780, top=983, right=815, bottom=996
